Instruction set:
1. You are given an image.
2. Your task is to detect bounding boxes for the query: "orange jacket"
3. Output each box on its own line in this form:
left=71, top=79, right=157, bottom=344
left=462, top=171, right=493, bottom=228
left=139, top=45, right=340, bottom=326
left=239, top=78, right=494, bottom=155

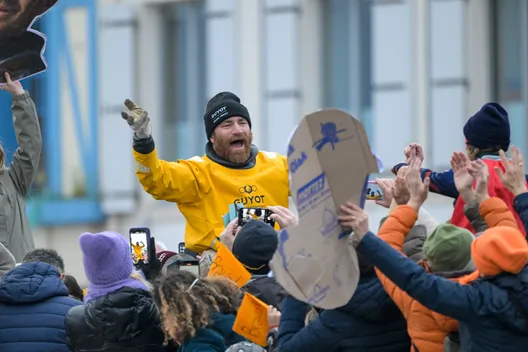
left=375, top=197, right=517, bottom=352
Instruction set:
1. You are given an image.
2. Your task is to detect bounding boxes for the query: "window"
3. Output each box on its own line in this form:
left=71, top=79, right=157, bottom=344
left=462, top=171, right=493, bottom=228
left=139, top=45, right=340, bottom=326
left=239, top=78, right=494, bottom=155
left=321, top=0, right=372, bottom=137
left=161, top=2, right=207, bottom=161
left=492, top=0, right=528, bottom=157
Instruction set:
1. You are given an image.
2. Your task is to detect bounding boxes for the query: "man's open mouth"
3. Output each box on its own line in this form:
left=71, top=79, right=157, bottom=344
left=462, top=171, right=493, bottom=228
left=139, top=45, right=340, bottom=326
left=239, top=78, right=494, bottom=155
left=230, top=139, right=244, bottom=148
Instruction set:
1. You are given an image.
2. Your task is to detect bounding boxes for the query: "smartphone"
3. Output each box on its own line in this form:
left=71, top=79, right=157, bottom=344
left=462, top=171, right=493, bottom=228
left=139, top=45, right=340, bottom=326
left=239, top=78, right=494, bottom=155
left=238, top=207, right=276, bottom=227
left=164, top=254, right=200, bottom=276
left=129, top=227, right=151, bottom=265
left=178, top=242, right=186, bottom=254
left=366, top=181, right=384, bottom=200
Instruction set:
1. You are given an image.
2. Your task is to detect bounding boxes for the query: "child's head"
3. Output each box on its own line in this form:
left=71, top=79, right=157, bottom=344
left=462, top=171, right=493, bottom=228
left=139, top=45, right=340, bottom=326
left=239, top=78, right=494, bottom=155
left=205, top=276, right=242, bottom=314
left=423, top=224, right=474, bottom=273
left=471, top=226, right=528, bottom=277
left=463, top=103, right=510, bottom=160
left=152, top=272, right=217, bottom=344
left=164, top=270, right=231, bottom=314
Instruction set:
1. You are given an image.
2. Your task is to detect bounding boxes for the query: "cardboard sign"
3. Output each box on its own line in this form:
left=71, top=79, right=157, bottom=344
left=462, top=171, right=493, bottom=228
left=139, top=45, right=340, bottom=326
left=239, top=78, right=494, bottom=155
left=0, top=0, right=59, bottom=82
left=269, top=109, right=379, bottom=309
left=207, top=243, right=251, bottom=288
left=233, top=293, right=269, bottom=347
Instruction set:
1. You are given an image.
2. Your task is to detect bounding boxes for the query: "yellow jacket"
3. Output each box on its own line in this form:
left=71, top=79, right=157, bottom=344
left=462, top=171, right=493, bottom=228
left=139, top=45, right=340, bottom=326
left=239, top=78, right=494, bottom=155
left=133, top=147, right=289, bottom=253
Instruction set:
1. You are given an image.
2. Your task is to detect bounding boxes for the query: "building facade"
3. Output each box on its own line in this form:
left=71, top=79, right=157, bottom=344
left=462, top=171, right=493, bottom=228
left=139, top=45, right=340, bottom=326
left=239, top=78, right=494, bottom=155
left=0, top=0, right=524, bottom=284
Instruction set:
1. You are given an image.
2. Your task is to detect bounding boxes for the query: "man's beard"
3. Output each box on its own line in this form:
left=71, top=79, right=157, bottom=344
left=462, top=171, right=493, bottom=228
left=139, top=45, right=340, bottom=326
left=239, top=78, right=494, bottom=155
left=213, top=133, right=253, bottom=164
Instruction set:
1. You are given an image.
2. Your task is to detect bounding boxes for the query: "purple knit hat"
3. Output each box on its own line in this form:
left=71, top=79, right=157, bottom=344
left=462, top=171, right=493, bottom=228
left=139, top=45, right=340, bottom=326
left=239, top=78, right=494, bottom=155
left=80, top=231, right=147, bottom=303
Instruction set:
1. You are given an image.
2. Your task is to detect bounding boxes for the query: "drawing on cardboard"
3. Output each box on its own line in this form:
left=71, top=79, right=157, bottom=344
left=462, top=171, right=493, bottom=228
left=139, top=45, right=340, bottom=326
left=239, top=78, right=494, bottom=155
left=0, top=0, right=59, bottom=83
left=270, top=109, right=379, bottom=309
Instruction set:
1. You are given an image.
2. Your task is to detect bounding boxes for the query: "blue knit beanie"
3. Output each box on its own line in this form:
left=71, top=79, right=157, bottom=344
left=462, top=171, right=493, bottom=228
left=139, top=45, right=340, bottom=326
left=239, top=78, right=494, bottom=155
left=463, top=103, right=510, bottom=150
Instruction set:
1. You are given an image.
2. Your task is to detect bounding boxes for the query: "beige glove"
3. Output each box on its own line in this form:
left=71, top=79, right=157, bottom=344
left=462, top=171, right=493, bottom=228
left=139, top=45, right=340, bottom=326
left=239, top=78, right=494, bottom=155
left=121, top=99, right=152, bottom=139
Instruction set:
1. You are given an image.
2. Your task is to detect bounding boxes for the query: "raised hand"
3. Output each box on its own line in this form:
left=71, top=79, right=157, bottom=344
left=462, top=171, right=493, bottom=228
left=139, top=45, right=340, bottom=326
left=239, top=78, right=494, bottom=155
left=406, top=149, right=430, bottom=210
left=373, top=179, right=394, bottom=208
left=450, top=151, right=477, bottom=203
left=471, top=159, right=490, bottom=202
left=268, top=205, right=298, bottom=229
left=121, top=99, right=152, bottom=139
left=392, top=176, right=410, bottom=205
left=0, top=72, right=24, bottom=96
left=404, top=143, right=425, bottom=163
left=495, top=146, right=527, bottom=196
left=338, top=202, right=370, bottom=246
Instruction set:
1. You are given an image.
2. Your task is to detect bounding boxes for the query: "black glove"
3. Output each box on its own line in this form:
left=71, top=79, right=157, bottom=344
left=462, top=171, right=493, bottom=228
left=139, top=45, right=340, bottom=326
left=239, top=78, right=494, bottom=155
left=137, top=237, right=162, bottom=282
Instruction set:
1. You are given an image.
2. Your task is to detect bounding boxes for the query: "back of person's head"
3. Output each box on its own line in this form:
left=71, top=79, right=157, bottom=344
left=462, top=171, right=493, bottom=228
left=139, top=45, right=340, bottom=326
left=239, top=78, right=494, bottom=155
left=63, top=274, right=84, bottom=301
left=79, top=231, right=149, bottom=303
left=169, top=270, right=231, bottom=314
left=152, top=271, right=214, bottom=344
left=206, top=276, right=242, bottom=314
left=0, top=242, right=15, bottom=277
left=232, top=220, right=278, bottom=275
left=225, top=341, right=266, bottom=352
left=463, top=102, right=510, bottom=153
left=423, top=223, right=474, bottom=272
left=22, top=248, right=65, bottom=273
left=471, top=226, right=528, bottom=276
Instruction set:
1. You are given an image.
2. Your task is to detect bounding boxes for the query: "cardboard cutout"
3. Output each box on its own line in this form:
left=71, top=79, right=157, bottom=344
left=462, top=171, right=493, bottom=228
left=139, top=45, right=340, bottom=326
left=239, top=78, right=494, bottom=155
left=0, top=0, right=59, bottom=82
left=269, top=109, right=379, bottom=309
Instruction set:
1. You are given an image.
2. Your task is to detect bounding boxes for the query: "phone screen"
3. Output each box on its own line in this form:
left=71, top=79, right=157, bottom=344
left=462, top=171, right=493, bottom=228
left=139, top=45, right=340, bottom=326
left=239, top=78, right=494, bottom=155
left=129, top=228, right=150, bottom=265
left=366, top=181, right=384, bottom=200
left=238, top=208, right=276, bottom=227
left=179, top=263, right=200, bottom=276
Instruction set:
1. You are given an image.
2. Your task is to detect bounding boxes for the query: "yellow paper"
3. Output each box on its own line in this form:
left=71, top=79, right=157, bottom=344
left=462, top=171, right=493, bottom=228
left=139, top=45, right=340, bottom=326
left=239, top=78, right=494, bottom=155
left=233, top=293, right=269, bottom=346
left=207, top=243, right=251, bottom=288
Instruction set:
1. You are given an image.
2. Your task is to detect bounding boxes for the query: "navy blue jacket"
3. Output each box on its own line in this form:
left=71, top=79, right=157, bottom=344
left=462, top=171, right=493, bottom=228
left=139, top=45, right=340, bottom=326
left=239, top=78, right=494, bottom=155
left=211, top=312, right=246, bottom=346
left=276, top=271, right=410, bottom=352
left=358, top=231, right=528, bottom=352
left=0, top=262, right=82, bottom=352
left=513, top=192, right=528, bottom=233
left=179, top=328, right=227, bottom=352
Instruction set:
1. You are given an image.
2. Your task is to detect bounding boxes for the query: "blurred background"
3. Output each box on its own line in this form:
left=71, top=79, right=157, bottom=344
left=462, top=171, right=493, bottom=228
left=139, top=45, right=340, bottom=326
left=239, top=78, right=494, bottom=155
left=0, top=0, right=524, bottom=285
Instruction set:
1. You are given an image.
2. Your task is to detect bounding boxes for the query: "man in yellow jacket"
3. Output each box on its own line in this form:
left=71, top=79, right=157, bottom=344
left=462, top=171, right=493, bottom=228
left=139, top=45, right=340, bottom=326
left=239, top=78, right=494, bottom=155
left=121, top=92, right=290, bottom=254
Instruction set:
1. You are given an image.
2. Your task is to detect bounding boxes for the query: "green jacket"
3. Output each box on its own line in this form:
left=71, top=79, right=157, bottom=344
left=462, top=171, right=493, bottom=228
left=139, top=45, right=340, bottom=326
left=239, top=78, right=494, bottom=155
left=0, top=92, right=42, bottom=261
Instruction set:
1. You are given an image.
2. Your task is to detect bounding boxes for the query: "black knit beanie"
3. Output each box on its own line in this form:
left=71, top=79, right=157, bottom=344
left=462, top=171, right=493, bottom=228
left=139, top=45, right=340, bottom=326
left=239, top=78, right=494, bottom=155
left=203, top=92, right=252, bottom=140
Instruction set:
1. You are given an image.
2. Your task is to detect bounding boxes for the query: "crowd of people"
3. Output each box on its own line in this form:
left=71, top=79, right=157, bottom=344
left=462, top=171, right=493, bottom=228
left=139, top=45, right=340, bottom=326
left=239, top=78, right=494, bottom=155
left=0, top=70, right=527, bottom=351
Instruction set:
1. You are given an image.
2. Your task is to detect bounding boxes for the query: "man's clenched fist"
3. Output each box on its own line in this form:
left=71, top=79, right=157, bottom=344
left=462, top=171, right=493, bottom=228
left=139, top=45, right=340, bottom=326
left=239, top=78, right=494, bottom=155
left=121, top=99, right=152, bottom=139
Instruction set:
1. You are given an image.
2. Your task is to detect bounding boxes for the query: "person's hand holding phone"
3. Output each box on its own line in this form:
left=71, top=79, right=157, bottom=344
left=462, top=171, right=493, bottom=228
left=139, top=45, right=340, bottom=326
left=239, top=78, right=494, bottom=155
left=268, top=206, right=298, bottom=229
left=220, top=218, right=238, bottom=252
left=372, top=179, right=393, bottom=208
left=136, top=237, right=161, bottom=282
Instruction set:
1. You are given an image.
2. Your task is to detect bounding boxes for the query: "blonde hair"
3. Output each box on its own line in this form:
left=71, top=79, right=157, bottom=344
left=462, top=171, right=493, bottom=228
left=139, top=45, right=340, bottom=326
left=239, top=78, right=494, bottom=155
left=130, top=270, right=152, bottom=290
left=305, top=307, right=319, bottom=326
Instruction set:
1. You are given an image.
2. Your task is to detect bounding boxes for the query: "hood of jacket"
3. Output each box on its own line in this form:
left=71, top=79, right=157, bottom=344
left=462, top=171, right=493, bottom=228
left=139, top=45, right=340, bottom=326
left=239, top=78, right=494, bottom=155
left=483, top=265, right=528, bottom=334
left=336, top=271, right=401, bottom=321
left=211, top=312, right=246, bottom=346
left=0, top=262, right=68, bottom=304
left=180, top=327, right=227, bottom=352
